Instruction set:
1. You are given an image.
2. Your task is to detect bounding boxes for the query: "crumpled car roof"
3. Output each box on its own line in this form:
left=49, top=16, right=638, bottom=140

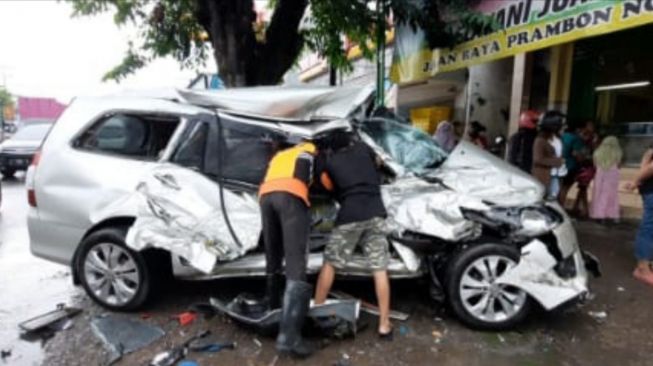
left=114, top=85, right=375, bottom=121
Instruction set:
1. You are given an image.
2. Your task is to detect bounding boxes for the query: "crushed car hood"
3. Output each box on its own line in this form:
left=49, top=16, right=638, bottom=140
left=382, top=177, right=487, bottom=241
left=430, top=141, right=544, bottom=206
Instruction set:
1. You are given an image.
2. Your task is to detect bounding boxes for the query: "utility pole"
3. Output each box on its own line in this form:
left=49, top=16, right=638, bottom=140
left=375, top=0, right=387, bottom=108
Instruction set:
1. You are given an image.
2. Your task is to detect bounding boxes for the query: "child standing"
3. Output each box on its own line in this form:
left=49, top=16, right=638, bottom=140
left=590, top=136, right=622, bottom=222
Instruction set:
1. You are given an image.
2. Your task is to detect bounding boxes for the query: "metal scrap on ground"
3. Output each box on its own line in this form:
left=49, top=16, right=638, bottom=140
left=90, top=314, right=165, bottom=365
left=330, top=290, right=410, bottom=321
left=18, top=303, right=81, bottom=334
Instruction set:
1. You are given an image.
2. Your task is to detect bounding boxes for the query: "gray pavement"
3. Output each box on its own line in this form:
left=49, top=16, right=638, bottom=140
left=1, top=177, right=652, bottom=366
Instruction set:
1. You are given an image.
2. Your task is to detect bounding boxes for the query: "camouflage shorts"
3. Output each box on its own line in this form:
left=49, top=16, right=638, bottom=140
left=324, top=217, right=389, bottom=271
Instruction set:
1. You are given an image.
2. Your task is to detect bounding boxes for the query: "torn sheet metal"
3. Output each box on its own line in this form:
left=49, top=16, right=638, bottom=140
left=179, top=85, right=374, bottom=121
left=91, top=314, right=165, bottom=363
left=390, top=241, right=421, bottom=272
left=496, top=240, right=589, bottom=310
left=210, top=296, right=360, bottom=335
left=330, top=291, right=410, bottom=321
left=382, top=177, right=487, bottom=241
left=430, top=141, right=544, bottom=206
left=18, top=304, right=81, bottom=334
left=124, top=165, right=261, bottom=273
left=548, top=202, right=580, bottom=258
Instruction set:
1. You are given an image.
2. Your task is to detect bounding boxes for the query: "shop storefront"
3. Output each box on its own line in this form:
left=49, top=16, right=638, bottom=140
left=391, top=0, right=653, bottom=146
left=568, top=24, right=653, bottom=165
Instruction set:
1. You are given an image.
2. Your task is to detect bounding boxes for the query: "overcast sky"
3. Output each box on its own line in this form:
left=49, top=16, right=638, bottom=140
left=0, top=0, right=215, bottom=103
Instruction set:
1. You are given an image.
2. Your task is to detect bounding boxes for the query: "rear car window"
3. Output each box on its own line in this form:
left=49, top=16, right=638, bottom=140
left=74, top=113, right=179, bottom=160
left=171, top=122, right=209, bottom=171
left=218, top=120, right=278, bottom=185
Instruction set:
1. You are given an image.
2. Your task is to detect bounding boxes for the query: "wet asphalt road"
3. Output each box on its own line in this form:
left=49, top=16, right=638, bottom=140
left=1, top=176, right=653, bottom=366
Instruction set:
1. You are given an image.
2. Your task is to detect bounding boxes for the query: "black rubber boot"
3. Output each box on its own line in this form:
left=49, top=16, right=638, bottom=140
left=266, top=273, right=284, bottom=310
left=275, top=280, right=315, bottom=358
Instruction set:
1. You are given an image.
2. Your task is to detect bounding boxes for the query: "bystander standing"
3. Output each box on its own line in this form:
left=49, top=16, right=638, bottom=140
left=531, top=111, right=564, bottom=191
left=508, top=110, right=539, bottom=173
left=626, top=147, right=653, bottom=286
left=590, top=136, right=622, bottom=223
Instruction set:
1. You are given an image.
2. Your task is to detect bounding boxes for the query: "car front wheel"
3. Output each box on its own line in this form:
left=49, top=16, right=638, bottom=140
left=445, top=243, right=532, bottom=330
left=76, top=227, right=152, bottom=311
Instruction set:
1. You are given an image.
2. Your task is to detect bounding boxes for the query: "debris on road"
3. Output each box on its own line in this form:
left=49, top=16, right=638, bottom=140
left=18, top=303, right=81, bottom=334
left=174, top=311, right=198, bottom=326
left=617, top=286, right=625, bottom=292
left=253, top=338, right=262, bottom=348
left=588, top=311, right=608, bottom=322
left=330, top=291, right=409, bottom=321
left=18, top=303, right=82, bottom=343
left=211, top=295, right=360, bottom=336
left=431, top=330, right=443, bottom=344
left=399, top=325, right=410, bottom=336
left=188, top=303, right=217, bottom=319
left=149, top=330, right=218, bottom=366
left=188, top=337, right=235, bottom=353
left=1, top=349, right=11, bottom=360
left=177, top=361, right=199, bottom=366
left=267, top=355, right=279, bottom=366
left=91, top=314, right=165, bottom=365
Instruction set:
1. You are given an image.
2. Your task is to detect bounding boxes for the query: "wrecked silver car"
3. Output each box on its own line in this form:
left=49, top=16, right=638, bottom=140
left=27, top=86, right=599, bottom=330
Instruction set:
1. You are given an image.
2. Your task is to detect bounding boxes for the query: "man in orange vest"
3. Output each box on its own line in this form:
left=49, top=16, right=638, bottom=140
left=259, top=141, right=317, bottom=358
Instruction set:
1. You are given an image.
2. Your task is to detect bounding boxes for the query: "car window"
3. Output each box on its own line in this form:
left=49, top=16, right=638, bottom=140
left=360, top=117, right=448, bottom=173
left=218, top=120, right=278, bottom=185
left=11, top=124, right=51, bottom=141
left=171, top=122, right=209, bottom=171
left=75, top=113, right=179, bottom=160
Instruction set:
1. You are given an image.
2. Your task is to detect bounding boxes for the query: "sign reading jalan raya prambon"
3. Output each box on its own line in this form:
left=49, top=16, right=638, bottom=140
left=391, top=0, right=653, bottom=83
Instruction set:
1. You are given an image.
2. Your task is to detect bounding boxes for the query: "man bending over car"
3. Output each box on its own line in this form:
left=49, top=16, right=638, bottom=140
left=313, top=130, right=393, bottom=339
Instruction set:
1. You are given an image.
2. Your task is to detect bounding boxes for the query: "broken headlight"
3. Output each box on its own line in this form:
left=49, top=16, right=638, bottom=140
left=462, top=205, right=562, bottom=237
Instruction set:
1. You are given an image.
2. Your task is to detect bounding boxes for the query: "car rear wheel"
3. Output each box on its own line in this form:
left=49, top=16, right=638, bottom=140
left=76, top=227, right=152, bottom=311
left=445, top=243, right=532, bottom=330
left=1, top=169, right=15, bottom=178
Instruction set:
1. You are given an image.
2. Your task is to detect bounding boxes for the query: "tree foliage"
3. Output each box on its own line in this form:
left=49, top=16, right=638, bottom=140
left=0, top=87, right=13, bottom=108
left=69, top=0, right=495, bottom=86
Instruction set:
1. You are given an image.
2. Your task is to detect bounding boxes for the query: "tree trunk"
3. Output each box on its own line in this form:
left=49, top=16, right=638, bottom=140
left=196, top=0, right=308, bottom=87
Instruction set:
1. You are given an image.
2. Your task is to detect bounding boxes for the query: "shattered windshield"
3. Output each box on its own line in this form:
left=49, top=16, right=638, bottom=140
left=360, top=117, right=448, bottom=173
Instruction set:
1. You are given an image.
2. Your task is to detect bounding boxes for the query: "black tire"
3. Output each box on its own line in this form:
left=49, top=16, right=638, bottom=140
left=76, top=227, right=152, bottom=311
left=1, top=169, right=15, bottom=179
left=445, top=243, right=532, bottom=330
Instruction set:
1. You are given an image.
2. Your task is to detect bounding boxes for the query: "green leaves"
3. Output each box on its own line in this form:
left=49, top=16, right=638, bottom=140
left=68, top=0, right=495, bottom=84
left=0, top=88, right=13, bottom=108
left=69, top=0, right=208, bottom=82
left=304, top=0, right=377, bottom=72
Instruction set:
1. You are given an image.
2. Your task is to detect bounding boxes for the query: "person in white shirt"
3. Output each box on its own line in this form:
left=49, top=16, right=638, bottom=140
left=549, top=132, right=567, bottom=201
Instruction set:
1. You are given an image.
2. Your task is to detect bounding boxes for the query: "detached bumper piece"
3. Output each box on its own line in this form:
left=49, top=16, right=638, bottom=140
left=210, top=295, right=360, bottom=338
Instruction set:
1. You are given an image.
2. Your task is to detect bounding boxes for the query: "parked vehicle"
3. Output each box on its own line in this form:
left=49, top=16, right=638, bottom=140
left=27, top=87, right=599, bottom=330
left=0, top=123, right=51, bottom=178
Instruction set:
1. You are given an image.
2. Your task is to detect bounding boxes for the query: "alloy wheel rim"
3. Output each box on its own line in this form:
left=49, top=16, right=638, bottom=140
left=83, top=243, right=140, bottom=306
left=459, top=254, right=527, bottom=323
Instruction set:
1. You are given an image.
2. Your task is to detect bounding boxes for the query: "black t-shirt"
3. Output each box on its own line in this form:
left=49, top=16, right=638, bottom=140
left=640, top=177, right=653, bottom=195
left=508, top=128, right=537, bottom=173
left=324, top=142, right=387, bottom=225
